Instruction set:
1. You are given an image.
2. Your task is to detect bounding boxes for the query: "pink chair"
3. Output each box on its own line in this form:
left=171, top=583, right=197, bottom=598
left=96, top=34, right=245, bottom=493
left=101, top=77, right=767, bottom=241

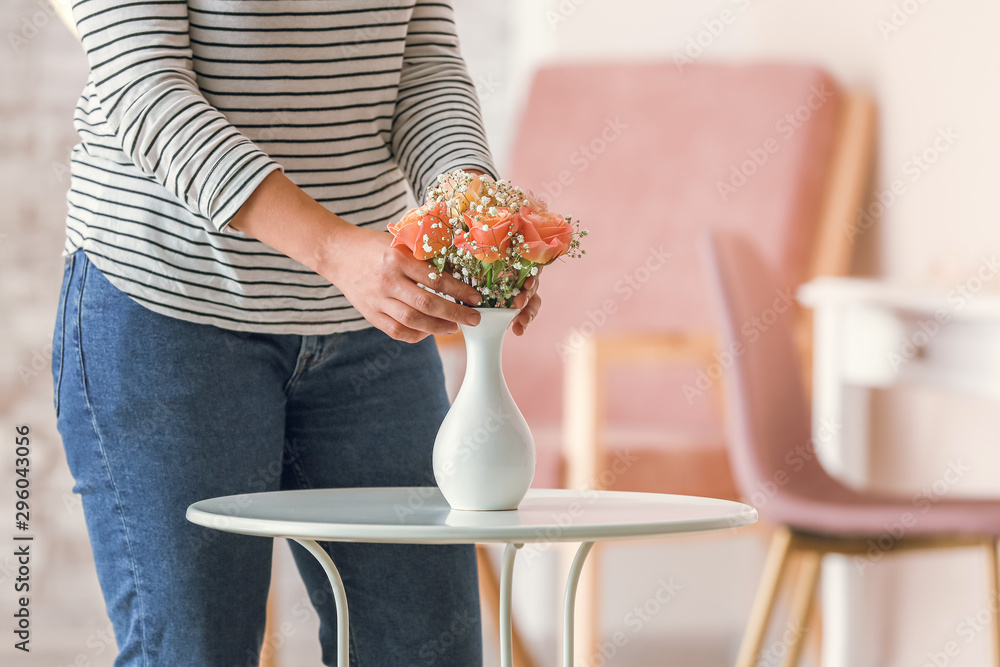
left=702, top=230, right=1000, bottom=667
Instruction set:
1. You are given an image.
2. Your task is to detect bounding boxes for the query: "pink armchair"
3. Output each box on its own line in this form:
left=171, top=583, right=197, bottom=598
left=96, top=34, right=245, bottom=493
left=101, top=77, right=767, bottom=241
left=504, top=61, right=873, bottom=491
left=500, top=60, right=875, bottom=663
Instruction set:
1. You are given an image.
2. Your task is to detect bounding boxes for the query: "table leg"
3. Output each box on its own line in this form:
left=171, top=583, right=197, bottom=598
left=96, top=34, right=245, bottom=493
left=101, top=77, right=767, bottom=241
left=562, top=541, right=595, bottom=667
left=500, top=543, right=523, bottom=667
left=291, top=538, right=349, bottom=667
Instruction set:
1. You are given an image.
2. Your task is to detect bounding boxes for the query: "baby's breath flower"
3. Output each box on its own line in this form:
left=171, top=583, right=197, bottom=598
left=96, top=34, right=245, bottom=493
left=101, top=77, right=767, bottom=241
left=409, top=167, right=585, bottom=309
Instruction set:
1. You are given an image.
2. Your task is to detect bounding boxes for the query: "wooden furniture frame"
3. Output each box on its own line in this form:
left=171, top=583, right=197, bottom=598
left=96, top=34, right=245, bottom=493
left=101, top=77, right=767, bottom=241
left=736, top=527, right=1000, bottom=667
left=561, top=89, right=878, bottom=663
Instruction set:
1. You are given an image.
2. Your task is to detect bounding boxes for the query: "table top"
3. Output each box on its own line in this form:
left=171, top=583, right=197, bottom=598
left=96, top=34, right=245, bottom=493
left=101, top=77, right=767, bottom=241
left=185, top=487, right=757, bottom=544
left=799, top=276, right=1000, bottom=320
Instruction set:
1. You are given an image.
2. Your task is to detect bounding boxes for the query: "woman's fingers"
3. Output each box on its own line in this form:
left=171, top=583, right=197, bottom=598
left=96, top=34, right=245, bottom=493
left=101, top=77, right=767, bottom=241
left=513, top=275, right=540, bottom=310
left=379, top=246, right=551, bottom=341
left=331, top=232, right=480, bottom=342
left=395, top=280, right=482, bottom=329
left=512, top=293, right=541, bottom=336
left=383, top=296, right=463, bottom=338
left=369, top=310, right=429, bottom=344
left=405, top=256, right=483, bottom=307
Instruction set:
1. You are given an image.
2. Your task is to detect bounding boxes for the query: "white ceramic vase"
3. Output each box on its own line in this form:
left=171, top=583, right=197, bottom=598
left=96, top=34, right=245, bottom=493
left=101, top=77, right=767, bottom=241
left=433, top=307, right=536, bottom=511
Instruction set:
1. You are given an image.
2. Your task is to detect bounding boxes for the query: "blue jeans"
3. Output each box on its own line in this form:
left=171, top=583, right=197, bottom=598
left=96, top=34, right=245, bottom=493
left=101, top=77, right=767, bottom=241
left=51, top=249, right=482, bottom=667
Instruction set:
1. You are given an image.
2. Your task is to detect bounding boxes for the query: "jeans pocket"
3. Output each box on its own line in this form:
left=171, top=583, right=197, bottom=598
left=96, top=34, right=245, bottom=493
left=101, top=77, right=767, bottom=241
left=52, top=252, right=77, bottom=418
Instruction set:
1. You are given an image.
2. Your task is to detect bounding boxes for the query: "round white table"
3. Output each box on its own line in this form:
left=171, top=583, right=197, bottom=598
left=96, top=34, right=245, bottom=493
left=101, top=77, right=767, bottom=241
left=186, top=487, right=757, bottom=667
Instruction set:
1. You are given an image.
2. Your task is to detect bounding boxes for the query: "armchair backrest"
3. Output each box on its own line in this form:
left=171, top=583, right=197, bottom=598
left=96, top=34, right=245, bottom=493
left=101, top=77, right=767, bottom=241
left=700, top=230, right=835, bottom=500
left=503, top=61, right=844, bottom=429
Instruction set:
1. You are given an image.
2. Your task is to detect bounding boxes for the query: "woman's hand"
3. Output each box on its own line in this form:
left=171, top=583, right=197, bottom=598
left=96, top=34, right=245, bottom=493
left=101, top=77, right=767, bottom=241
left=321, top=225, right=483, bottom=343
left=511, top=272, right=542, bottom=336
left=228, top=169, right=540, bottom=342
left=227, top=170, right=483, bottom=343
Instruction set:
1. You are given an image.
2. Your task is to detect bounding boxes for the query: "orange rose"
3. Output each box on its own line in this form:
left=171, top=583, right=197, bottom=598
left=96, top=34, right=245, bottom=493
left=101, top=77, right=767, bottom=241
left=449, top=173, right=485, bottom=217
left=521, top=189, right=549, bottom=214
left=456, top=207, right=520, bottom=262
left=388, top=201, right=452, bottom=260
left=517, top=206, right=573, bottom=265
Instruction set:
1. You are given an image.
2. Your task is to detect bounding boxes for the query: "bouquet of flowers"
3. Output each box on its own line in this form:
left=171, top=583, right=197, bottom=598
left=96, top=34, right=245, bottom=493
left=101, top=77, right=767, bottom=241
left=387, top=169, right=586, bottom=307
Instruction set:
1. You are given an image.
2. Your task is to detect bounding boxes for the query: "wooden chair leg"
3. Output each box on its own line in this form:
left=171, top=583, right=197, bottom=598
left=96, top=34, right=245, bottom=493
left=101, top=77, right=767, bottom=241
left=736, top=526, right=796, bottom=667
left=260, top=573, right=278, bottom=667
left=987, top=539, right=1000, bottom=667
left=806, top=589, right=824, bottom=666
left=780, top=550, right=822, bottom=667
left=477, top=545, right=536, bottom=667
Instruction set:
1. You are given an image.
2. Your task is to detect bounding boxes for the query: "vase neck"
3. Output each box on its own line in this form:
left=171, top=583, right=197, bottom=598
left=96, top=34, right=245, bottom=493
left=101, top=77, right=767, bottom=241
left=459, top=308, right=517, bottom=376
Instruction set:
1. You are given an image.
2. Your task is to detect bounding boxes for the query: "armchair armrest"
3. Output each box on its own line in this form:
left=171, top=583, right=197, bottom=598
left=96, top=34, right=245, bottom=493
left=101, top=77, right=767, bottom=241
left=562, top=331, right=720, bottom=490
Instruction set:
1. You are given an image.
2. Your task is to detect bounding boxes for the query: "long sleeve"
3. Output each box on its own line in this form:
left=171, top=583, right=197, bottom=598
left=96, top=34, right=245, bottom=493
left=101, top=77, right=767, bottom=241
left=63, top=1, right=495, bottom=333
left=391, top=0, right=499, bottom=198
left=71, top=0, right=282, bottom=231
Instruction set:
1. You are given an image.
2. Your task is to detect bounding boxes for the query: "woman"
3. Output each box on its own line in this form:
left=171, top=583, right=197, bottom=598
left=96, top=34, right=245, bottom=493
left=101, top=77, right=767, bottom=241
left=51, top=1, right=540, bottom=664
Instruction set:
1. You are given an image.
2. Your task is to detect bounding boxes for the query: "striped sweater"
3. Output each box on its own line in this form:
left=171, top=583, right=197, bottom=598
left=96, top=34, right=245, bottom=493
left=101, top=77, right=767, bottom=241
left=65, top=0, right=497, bottom=333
